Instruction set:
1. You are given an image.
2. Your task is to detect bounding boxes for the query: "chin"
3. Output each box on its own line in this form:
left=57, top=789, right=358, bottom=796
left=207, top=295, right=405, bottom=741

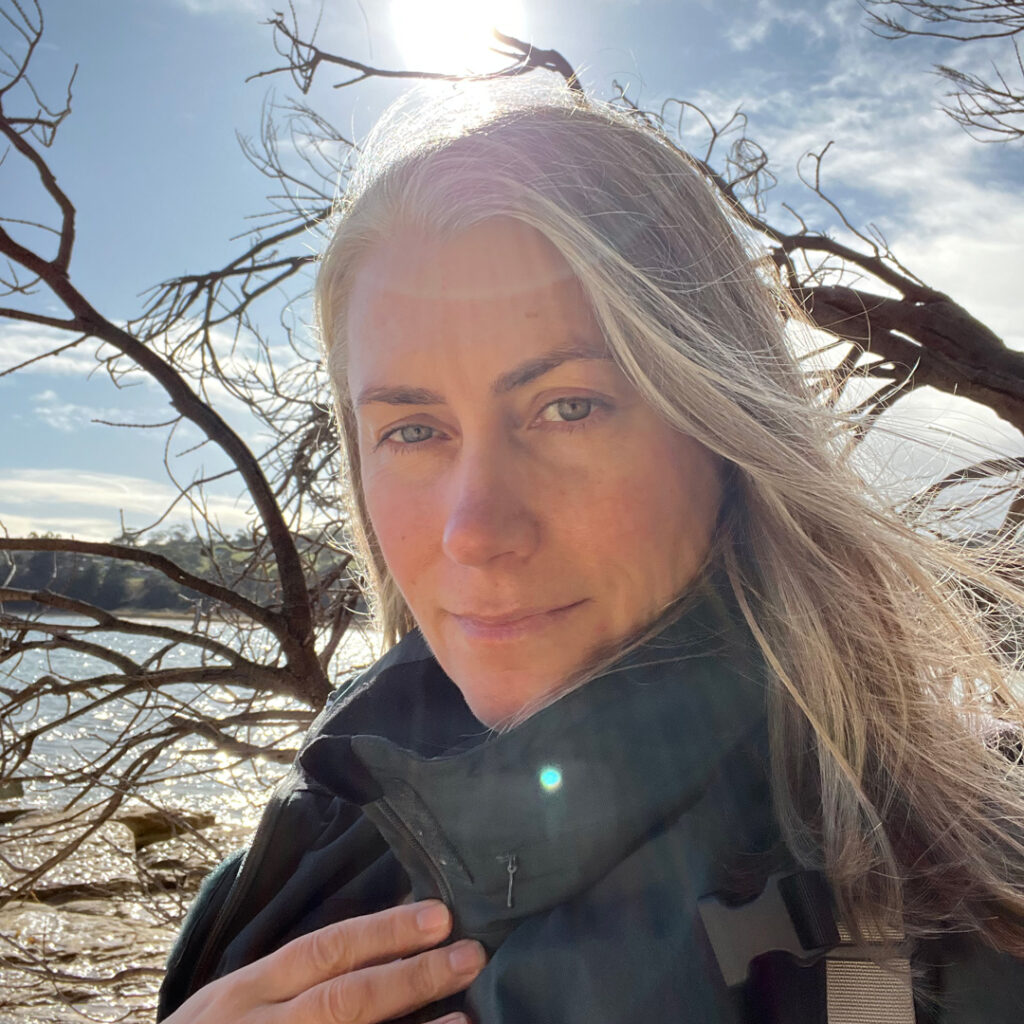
left=449, top=663, right=573, bottom=730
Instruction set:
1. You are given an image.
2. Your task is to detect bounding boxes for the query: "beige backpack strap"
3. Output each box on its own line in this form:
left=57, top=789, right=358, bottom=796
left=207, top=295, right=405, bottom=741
left=825, top=921, right=915, bottom=1024
left=698, top=871, right=917, bottom=1022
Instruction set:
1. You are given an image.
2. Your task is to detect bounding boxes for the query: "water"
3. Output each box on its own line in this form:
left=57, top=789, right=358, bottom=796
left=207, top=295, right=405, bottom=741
left=0, top=616, right=382, bottom=825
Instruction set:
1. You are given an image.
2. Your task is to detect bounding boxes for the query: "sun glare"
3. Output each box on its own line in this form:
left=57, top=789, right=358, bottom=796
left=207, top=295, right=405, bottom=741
left=389, top=0, right=529, bottom=74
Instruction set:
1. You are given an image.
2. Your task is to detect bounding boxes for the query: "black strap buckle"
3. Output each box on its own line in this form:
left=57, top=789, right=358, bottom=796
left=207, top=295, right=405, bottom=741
left=697, top=870, right=840, bottom=987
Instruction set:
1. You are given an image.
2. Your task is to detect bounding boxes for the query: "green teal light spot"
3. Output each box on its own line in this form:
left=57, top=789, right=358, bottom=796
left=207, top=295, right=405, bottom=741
left=539, top=766, right=562, bottom=792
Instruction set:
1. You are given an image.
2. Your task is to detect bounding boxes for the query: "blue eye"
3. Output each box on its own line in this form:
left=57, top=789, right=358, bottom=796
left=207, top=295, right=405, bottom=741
left=556, top=398, right=592, bottom=422
left=541, top=398, right=595, bottom=423
left=383, top=423, right=435, bottom=445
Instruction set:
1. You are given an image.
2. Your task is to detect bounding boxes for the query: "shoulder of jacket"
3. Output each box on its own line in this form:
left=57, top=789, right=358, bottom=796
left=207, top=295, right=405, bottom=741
left=301, top=629, right=435, bottom=749
left=157, top=848, right=246, bottom=1019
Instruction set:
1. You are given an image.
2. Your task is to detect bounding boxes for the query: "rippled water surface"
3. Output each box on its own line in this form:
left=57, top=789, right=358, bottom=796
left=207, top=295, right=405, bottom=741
left=2, top=618, right=381, bottom=824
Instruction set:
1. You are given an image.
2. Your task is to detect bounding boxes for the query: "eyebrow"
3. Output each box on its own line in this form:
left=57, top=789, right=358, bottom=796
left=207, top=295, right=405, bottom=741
left=355, top=345, right=611, bottom=408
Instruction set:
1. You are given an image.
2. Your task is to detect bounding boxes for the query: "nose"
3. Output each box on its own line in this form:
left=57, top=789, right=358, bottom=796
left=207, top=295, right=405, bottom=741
left=441, top=445, right=541, bottom=567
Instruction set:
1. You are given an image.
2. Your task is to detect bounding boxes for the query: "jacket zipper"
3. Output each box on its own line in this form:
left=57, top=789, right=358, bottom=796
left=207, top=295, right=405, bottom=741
left=504, top=853, right=518, bottom=909
left=375, top=798, right=455, bottom=906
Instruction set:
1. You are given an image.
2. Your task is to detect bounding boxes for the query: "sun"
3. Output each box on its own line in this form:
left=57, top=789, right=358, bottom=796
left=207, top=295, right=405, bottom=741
left=389, top=0, right=529, bottom=74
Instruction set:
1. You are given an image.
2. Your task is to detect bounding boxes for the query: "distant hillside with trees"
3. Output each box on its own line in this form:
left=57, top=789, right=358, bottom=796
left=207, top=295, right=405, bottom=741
left=2, top=528, right=352, bottom=616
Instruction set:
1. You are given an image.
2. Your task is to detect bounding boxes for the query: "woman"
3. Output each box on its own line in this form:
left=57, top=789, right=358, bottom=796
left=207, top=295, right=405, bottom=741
left=158, top=84, right=1024, bottom=1023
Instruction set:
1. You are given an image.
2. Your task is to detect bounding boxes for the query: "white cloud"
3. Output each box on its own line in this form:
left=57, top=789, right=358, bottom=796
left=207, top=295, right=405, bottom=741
left=683, top=1, right=1024, bottom=355
left=665, top=3, right=1024, bottom=475
left=163, top=0, right=373, bottom=53
left=0, top=512, right=132, bottom=539
left=0, top=469, right=254, bottom=540
left=0, top=323, right=116, bottom=377
left=31, top=390, right=127, bottom=433
left=172, top=0, right=268, bottom=14
left=0, top=317, right=311, bottom=386
left=758, top=123, right=1024, bottom=349
left=887, top=194, right=1024, bottom=352
left=726, top=0, right=827, bottom=51
left=0, top=317, right=323, bottom=458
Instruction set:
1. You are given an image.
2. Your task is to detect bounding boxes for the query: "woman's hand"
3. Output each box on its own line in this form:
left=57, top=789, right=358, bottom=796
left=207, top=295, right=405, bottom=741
left=164, top=900, right=485, bottom=1024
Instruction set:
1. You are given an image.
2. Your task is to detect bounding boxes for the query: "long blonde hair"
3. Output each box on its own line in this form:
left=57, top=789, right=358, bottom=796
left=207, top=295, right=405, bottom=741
left=317, top=83, right=1024, bottom=953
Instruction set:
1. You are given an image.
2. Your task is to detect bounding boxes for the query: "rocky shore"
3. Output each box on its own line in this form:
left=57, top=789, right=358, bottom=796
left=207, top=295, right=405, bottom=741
left=0, top=805, right=251, bottom=1023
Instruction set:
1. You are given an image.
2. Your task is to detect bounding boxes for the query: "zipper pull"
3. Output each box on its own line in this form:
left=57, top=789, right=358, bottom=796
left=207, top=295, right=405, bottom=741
left=505, top=853, right=518, bottom=909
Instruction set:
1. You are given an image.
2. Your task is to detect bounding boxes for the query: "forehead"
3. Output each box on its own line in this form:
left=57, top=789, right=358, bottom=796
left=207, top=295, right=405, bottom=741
left=345, top=218, right=603, bottom=387
left=351, top=217, right=578, bottom=303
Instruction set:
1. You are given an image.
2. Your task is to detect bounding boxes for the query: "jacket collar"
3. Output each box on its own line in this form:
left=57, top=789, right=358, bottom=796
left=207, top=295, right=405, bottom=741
left=300, top=577, right=769, bottom=946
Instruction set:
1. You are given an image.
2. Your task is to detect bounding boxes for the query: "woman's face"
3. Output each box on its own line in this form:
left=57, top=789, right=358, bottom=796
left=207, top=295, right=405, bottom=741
left=346, top=218, right=723, bottom=726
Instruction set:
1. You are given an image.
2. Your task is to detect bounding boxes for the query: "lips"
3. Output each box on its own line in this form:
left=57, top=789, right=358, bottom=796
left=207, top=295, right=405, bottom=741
left=453, top=606, right=562, bottom=625
left=448, top=600, right=586, bottom=641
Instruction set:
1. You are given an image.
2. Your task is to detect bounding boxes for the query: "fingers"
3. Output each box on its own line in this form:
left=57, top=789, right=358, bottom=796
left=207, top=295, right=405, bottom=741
left=252, top=901, right=455, bottom=1001
left=292, top=938, right=486, bottom=1024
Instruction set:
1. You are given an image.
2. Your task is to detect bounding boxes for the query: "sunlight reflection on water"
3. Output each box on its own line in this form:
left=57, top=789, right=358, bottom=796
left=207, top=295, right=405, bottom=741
left=2, top=617, right=382, bottom=826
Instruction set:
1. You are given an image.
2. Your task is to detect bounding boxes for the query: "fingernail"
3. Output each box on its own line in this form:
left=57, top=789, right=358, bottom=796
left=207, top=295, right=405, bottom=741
left=416, top=901, right=450, bottom=932
left=448, top=940, right=485, bottom=974
left=433, top=1015, right=468, bottom=1024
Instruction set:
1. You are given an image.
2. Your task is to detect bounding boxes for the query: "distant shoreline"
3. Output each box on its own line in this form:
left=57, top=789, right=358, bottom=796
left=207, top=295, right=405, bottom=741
left=6, top=606, right=233, bottom=625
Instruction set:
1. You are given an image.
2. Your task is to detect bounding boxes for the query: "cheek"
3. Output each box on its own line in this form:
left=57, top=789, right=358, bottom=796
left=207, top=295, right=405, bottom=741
left=362, top=470, right=434, bottom=585
left=604, top=439, right=721, bottom=574
left=658, top=442, right=722, bottom=560
left=543, top=433, right=721, bottom=555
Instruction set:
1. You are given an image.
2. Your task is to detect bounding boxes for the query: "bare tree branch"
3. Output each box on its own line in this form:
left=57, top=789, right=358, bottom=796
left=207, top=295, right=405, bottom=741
left=1, top=9, right=1021, bottom=1014
left=864, top=0, right=1024, bottom=139
left=251, top=9, right=582, bottom=94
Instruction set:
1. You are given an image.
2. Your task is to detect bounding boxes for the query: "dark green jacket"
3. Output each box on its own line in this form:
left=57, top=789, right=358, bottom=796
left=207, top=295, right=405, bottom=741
left=158, top=587, right=1024, bottom=1022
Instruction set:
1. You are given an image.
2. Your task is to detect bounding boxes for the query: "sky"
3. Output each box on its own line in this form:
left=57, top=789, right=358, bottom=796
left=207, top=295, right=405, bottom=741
left=1, top=0, right=1023, bottom=540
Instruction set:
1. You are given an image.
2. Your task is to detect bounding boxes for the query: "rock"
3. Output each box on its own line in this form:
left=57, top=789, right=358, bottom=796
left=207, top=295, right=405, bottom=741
left=138, top=822, right=250, bottom=892
left=0, top=778, right=24, bottom=799
left=0, top=811, right=138, bottom=900
left=0, top=804, right=253, bottom=1020
left=0, top=804, right=37, bottom=826
left=113, top=806, right=217, bottom=851
left=0, top=897, right=178, bottom=1022
left=0, top=806, right=245, bottom=902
